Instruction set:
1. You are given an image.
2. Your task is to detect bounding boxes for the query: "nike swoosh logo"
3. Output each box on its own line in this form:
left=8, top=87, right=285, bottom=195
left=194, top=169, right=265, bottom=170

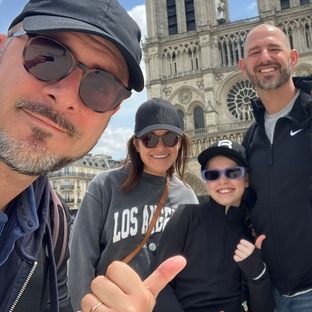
left=290, top=129, right=303, bottom=136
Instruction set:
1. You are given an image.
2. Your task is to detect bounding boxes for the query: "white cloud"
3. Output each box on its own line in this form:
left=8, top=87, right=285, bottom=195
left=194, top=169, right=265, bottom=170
left=128, top=4, right=147, bottom=82
left=91, top=88, right=148, bottom=159
left=128, top=4, right=147, bottom=40
left=229, top=0, right=258, bottom=21
left=247, top=1, right=258, bottom=12
left=91, top=126, right=133, bottom=160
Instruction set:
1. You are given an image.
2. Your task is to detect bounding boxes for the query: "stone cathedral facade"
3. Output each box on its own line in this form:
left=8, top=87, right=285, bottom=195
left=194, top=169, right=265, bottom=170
left=143, top=0, right=312, bottom=198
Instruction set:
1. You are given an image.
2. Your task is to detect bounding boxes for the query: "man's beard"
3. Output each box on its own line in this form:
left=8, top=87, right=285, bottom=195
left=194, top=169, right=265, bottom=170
left=0, top=128, right=85, bottom=176
left=246, top=59, right=292, bottom=90
left=0, top=101, right=86, bottom=176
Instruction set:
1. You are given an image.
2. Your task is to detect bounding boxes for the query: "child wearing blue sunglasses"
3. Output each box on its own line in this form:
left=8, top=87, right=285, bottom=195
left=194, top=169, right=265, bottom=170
left=153, top=139, right=275, bottom=312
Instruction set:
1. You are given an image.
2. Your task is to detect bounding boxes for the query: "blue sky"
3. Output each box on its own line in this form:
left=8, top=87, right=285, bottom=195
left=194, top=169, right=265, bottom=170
left=0, top=0, right=258, bottom=160
left=0, top=0, right=258, bottom=33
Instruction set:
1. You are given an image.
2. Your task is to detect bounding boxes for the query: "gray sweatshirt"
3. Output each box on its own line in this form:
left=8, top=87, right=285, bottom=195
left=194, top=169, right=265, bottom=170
left=68, top=165, right=198, bottom=311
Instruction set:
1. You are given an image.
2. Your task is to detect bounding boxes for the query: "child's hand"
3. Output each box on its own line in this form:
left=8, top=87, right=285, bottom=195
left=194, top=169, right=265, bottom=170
left=234, top=235, right=266, bottom=279
left=234, top=235, right=266, bottom=262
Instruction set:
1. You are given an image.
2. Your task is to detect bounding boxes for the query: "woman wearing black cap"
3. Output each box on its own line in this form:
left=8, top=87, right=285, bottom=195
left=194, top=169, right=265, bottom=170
left=153, top=139, right=274, bottom=312
left=69, top=98, right=198, bottom=311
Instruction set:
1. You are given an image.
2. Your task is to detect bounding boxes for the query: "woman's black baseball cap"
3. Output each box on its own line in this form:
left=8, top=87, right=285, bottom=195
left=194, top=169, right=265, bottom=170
left=134, top=98, right=183, bottom=137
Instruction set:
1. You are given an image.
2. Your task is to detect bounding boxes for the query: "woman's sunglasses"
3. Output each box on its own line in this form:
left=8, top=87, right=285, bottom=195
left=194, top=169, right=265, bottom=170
left=139, top=132, right=181, bottom=148
left=201, top=166, right=246, bottom=182
left=14, top=32, right=131, bottom=113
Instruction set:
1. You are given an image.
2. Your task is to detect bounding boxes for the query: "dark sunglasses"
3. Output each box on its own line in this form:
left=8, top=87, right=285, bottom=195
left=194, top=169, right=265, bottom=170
left=139, top=132, right=181, bottom=148
left=201, top=166, right=246, bottom=182
left=14, top=32, right=131, bottom=113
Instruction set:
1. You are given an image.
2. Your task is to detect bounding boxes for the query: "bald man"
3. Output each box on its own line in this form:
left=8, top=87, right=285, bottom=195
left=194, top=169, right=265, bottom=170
left=240, top=24, right=312, bottom=311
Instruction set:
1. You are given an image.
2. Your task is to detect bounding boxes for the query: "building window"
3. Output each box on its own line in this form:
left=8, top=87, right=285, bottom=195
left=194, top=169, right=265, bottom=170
left=177, top=110, right=185, bottom=130
left=167, top=0, right=178, bottom=35
left=218, top=32, right=246, bottom=68
left=170, top=52, right=177, bottom=74
left=185, top=0, right=196, bottom=31
left=188, top=48, right=199, bottom=70
left=65, top=192, right=70, bottom=202
left=305, top=24, right=312, bottom=49
left=300, top=0, right=309, bottom=4
left=280, top=0, right=290, bottom=9
left=227, top=80, right=256, bottom=121
left=285, top=27, right=294, bottom=49
left=194, top=106, right=205, bottom=129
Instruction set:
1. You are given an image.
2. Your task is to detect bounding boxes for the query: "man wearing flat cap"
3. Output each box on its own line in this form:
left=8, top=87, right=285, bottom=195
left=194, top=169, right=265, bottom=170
left=0, top=0, right=148, bottom=311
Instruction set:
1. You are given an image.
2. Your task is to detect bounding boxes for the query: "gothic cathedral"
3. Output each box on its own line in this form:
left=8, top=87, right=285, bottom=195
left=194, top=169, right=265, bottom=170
left=143, top=0, right=312, bottom=198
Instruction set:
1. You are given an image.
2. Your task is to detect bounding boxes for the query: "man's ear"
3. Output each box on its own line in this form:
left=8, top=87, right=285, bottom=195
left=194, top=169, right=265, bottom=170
left=239, top=58, right=247, bottom=77
left=290, top=49, right=299, bottom=70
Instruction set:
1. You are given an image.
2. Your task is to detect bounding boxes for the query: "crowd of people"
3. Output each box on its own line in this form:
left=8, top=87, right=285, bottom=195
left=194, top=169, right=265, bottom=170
left=0, top=0, right=311, bottom=311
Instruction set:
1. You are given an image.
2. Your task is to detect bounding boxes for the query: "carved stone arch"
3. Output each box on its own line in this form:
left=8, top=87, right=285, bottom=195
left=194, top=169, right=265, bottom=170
left=175, top=46, right=182, bottom=57
left=228, top=32, right=237, bottom=44
left=187, top=100, right=205, bottom=114
left=189, top=41, right=199, bottom=53
left=182, top=45, right=189, bottom=54
left=173, top=45, right=179, bottom=53
left=175, top=104, right=187, bottom=131
left=292, top=19, right=300, bottom=30
left=167, top=47, right=174, bottom=58
left=161, top=49, right=169, bottom=58
left=175, top=103, right=186, bottom=113
left=177, top=100, right=205, bottom=132
left=299, top=16, right=311, bottom=26
left=175, top=103, right=187, bottom=117
left=169, top=86, right=205, bottom=111
left=215, top=71, right=241, bottom=102
left=168, top=87, right=205, bottom=131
